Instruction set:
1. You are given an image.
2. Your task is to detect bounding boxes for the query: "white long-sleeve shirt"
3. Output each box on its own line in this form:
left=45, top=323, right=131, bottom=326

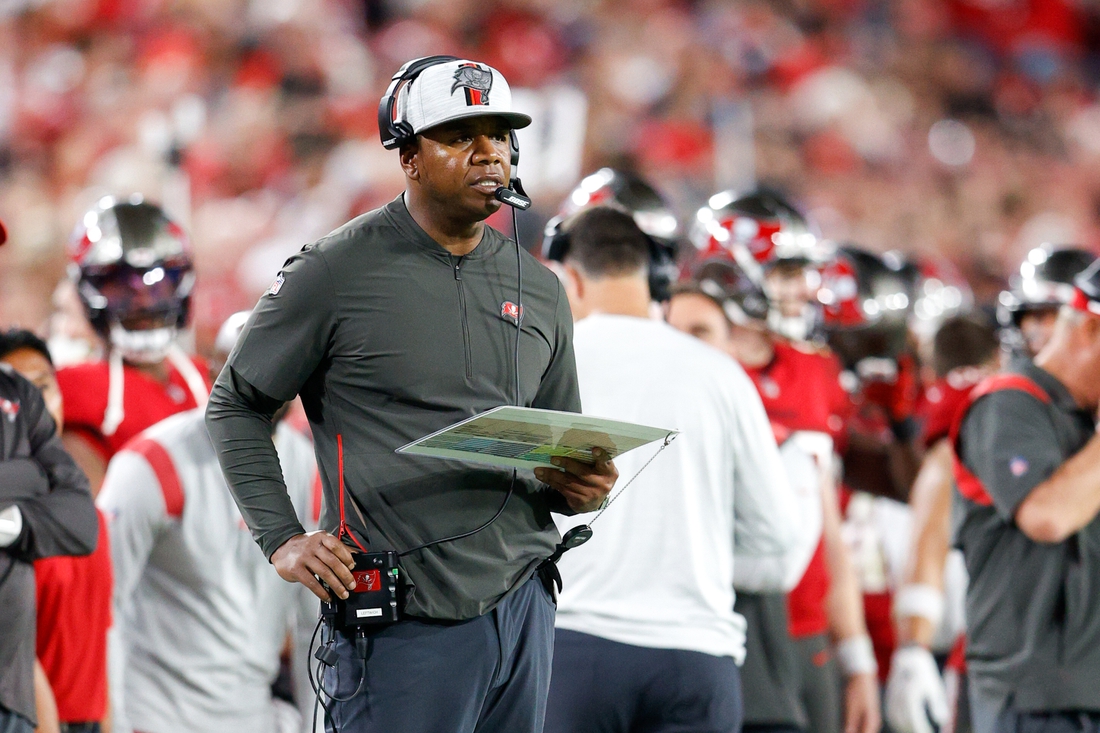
left=734, top=435, right=824, bottom=593
left=554, top=314, right=799, bottom=663
left=98, top=409, right=318, bottom=733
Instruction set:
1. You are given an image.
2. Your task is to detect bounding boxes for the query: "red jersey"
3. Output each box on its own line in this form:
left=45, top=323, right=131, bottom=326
left=35, top=512, right=113, bottom=722
left=787, top=538, right=831, bottom=637
left=56, top=355, right=210, bottom=460
left=40, top=353, right=209, bottom=723
left=742, top=341, right=853, bottom=453
left=742, top=341, right=854, bottom=638
left=917, top=372, right=983, bottom=449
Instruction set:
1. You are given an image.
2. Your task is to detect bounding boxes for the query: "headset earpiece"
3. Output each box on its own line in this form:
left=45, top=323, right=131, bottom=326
left=377, top=55, right=460, bottom=150
left=541, top=216, right=571, bottom=262
left=510, top=130, right=520, bottom=169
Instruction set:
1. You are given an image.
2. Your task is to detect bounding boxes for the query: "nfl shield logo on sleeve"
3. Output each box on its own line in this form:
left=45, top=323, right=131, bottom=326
left=267, top=273, right=285, bottom=296
left=1009, top=456, right=1030, bottom=477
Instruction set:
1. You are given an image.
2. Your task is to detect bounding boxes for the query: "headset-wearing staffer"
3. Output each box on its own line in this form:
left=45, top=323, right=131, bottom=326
left=0, top=220, right=99, bottom=733
left=952, top=260, right=1100, bottom=733
left=543, top=208, right=800, bottom=733
left=206, top=57, right=615, bottom=733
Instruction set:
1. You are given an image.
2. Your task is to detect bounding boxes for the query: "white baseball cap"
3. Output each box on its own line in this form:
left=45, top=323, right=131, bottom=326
left=397, top=59, right=532, bottom=136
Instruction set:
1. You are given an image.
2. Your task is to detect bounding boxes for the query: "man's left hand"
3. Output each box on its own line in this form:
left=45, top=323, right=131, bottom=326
left=535, top=448, right=618, bottom=513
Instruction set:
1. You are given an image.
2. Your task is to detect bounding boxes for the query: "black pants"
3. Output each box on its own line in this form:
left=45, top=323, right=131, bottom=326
left=0, top=709, right=32, bottom=733
left=737, top=591, right=805, bottom=730
left=323, top=576, right=555, bottom=733
left=994, top=711, right=1100, bottom=733
left=60, top=724, right=101, bottom=733
left=544, top=629, right=743, bottom=733
left=793, top=633, right=842, bottom=733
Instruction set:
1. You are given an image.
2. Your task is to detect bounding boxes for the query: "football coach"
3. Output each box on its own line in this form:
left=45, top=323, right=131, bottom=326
left=206, top=56, right=617, bottom=733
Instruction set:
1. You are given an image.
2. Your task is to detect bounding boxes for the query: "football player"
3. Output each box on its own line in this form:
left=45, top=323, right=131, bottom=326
left=56, top=197, right=211, bottom=493
left=671, top=198, right=882, bottom=733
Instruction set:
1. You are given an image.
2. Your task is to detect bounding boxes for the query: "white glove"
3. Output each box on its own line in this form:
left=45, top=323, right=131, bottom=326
left=885, top=645, right=949, bottom=733
left=0, top=505, right=22, bottom=548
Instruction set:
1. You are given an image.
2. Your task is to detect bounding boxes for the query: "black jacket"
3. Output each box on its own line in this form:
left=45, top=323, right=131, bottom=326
left=0, top=363, right=97, bottom=724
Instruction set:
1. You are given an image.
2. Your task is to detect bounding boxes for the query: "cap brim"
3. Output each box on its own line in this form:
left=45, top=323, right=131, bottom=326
left=416, top=108, right=532, bottom=136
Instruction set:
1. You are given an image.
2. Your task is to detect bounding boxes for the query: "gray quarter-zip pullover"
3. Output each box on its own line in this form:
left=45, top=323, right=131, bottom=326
left=206, top=195, right=580, bottom=620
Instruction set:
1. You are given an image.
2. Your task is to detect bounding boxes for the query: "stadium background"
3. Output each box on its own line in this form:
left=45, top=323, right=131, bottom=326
left=1, top=0, right=1099, bottom=355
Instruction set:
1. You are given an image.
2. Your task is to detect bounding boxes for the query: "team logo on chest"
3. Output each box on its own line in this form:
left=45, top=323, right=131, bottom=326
left=452, top=63, right=493, bottom=106
left=0, top=398, right=19, bottom=421
left=501, top=301, right=524, bottom=325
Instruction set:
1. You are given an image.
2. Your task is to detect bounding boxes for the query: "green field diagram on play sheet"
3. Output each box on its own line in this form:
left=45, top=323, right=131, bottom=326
left=397, top=406, right=677, bottom=471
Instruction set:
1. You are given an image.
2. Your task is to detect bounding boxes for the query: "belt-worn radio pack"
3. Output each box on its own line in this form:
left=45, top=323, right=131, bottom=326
left=320, top=551, right=401, bottom=629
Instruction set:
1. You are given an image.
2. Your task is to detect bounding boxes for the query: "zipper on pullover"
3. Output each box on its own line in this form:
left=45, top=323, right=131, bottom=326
left=453, top=257, right=473, bottom=379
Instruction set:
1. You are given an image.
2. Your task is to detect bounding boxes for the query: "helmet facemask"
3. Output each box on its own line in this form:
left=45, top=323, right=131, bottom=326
left=71, top=199, right=195, bottom=365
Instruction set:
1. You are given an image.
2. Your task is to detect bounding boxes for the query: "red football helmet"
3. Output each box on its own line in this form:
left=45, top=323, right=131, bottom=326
left=818, top=246, right=915, bottom=371
left=690, top=189, right=829, bottom=342
left=687, top=257, right=771, bottom=326
left=689, top=189, right=826, bottom=278
left=70, top=197, right=195, bottom=364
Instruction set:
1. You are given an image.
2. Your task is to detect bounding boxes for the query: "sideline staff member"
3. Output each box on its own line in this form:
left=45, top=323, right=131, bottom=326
left=545, top=208, right=799, bottom=733
left=953, top=260, right=1100, bottom=733
left=0, top=221, right=99, bottom=733
left=206, top=57, right=615, bottom=733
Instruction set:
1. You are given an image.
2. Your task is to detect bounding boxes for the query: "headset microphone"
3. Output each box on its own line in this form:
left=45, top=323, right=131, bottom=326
left=495, top=182, right=531, bottom=210
left=495, top=129, right=531, bottom=210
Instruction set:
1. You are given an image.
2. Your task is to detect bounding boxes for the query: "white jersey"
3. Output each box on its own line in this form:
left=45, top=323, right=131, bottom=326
left=554, top=315, right=800, bottom=663
left=98, top=409, right=319, bottom=733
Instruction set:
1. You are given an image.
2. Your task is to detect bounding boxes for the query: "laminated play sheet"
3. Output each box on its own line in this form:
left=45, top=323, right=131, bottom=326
left=397, top=406, right=677, bottom=471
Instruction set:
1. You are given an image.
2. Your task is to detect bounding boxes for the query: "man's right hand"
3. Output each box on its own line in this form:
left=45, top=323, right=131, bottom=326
left=271, top=531, right=357, bottom=602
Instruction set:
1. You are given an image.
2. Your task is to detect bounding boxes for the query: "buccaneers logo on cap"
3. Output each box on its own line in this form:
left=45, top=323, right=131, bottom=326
left=452, top=63, right=493, bottom=106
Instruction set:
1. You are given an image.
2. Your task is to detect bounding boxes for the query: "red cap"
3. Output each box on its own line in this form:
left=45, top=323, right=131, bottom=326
left=0, top=218, right=7, bottom=246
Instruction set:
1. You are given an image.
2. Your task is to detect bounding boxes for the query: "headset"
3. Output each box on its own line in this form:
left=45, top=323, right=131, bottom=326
left=540, top=169, right=679, bottom=301
left=543, top=214, right=677, bottom=302
left=377, top=55, right=526, bottom=184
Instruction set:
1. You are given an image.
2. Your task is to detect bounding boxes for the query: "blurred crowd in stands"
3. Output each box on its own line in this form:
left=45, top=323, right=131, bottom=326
left=2, top=0, right=1100, bottom=356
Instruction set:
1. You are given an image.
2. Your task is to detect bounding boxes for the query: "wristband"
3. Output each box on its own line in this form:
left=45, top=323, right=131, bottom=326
left=836, top=634, right=878, bottom=677
left=0, top=505, right=23, bottom=548
left=893, top=583, right=945, bottom=627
